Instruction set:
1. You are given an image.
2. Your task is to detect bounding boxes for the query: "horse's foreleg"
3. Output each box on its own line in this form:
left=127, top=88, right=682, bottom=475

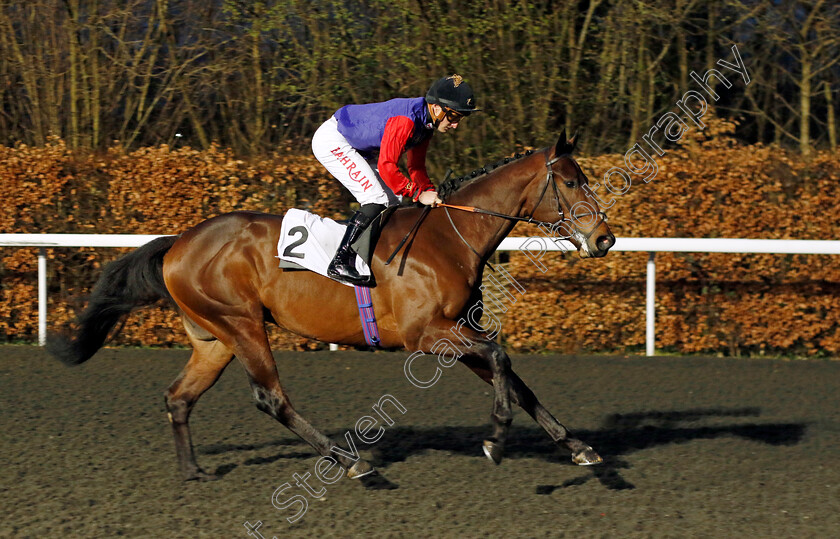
left=458, top=356, right=602, bottom=466
left=483, top=343, right=514, bottom=465
left=508, top=370, right=602, bottom=465
left=165, top=337, right=234, bottom=481
left=413, top=320, right=513, bottom=465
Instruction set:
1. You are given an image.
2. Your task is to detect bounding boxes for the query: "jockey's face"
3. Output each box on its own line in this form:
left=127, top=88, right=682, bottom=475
left=431, top=104, right=463, bottom=133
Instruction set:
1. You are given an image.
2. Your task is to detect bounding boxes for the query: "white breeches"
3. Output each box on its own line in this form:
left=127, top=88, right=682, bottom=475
left=311, top=116, right=400, bottom=206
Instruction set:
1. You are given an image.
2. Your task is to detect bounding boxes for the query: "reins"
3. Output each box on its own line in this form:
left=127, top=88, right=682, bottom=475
left=384, top=168, right=455, bottom=266
left=435, top=202, right=539, bottom=223
left=384, top=149, right=608, bottom=268
left=438, top=151, right=604, bottom=226
left=443, top=204, right=485, bottom=262
left=433, top=155, right=563, bottom=224
left=438, top=150, right=607, bottom=261
left=384, top=205, right=430, bottom=265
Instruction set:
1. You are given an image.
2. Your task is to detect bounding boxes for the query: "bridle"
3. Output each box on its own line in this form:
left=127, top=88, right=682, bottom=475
left=439, top=149, right=609, bottom=261
left=529, top=151, right=608, bottom=231
left=385, top=148, right=610, bottom=267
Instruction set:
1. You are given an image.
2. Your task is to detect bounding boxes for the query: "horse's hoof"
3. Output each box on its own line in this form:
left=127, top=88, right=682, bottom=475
left=359, top=472, right=398, bottom=490
left=184, top=469, right=218, bottom=482
left=572, top=446, right=603, bottom=466
left=482, top=440, right=504, bottom=465
left=347, top=460, right=376, bottom=479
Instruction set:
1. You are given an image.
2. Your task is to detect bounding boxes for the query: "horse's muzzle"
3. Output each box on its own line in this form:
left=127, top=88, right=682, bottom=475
left=584, top=233, right=615, bottom=258
left=597, top=234, right=616, bottom=253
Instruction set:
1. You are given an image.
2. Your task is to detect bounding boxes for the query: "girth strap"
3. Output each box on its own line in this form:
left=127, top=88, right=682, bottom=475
left=354, top=285, right=381, bottom=347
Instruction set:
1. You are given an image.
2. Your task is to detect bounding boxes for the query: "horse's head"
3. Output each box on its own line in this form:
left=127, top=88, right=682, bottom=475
left=525, top=130, right=615, bottom=258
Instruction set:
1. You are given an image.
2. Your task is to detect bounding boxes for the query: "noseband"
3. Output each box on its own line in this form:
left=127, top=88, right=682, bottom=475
left=531, top=151, right=609, bottom=243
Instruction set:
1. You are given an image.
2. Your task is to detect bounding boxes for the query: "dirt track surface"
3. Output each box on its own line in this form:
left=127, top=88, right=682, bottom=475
left=2, top=345, right=839, bottom=538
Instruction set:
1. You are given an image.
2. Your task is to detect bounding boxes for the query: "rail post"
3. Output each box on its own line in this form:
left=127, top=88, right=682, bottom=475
left=646, top=252, right=655, bottom=357
left=38, top=248, right=47, bottom=346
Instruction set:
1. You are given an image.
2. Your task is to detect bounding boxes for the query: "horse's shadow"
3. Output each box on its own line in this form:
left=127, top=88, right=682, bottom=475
left=200, top=407, right=805, bottom=491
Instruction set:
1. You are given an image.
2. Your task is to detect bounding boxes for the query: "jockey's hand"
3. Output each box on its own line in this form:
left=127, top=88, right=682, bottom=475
left=418, top=190, right=442, bottom=207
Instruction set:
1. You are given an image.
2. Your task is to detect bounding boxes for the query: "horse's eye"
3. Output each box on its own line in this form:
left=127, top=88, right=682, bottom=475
left=565, top=181, right=576, bottom=188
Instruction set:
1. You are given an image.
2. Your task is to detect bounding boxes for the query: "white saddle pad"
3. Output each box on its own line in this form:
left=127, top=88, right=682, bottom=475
left=276, top=208, right=371, bottom=286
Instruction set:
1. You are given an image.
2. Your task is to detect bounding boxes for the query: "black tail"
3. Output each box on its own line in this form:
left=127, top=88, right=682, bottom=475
left=47, top=235, right=179, bottom=365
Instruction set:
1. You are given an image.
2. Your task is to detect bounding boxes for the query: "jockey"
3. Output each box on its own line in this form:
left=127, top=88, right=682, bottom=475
left=312, top=74, right=480, bottom=286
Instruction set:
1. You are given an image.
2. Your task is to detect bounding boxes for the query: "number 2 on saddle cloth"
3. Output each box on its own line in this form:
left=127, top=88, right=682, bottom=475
left=276, top=206, right=400, bottom=347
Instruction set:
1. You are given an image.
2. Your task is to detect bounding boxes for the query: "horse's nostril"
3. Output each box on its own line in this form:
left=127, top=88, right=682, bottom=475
left=597, top=235, right=615, bottom=251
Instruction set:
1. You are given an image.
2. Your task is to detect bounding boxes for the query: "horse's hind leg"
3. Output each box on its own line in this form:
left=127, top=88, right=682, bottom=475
left=224, top=319, right=376, bottom=480
left=165, top=336, right=234, bottom=481
left=458, top=356, right=602, bottom=466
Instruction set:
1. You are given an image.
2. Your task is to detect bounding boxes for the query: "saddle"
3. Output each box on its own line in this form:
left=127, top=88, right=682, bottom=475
left=277, top=207, right=394, bottom=347
left=276, top=207, right=393, bottom=286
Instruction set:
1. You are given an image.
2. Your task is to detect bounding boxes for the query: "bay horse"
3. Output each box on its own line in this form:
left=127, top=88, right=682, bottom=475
left=48, top=131, right=615, bottom=482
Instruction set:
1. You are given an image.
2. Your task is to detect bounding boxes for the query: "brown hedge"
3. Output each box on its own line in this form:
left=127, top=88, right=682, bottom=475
left=0, top=140, right=347, bottom=350
left=1, top=118, right=839, bottom=356
left=504, top=116, right=840, bottom=356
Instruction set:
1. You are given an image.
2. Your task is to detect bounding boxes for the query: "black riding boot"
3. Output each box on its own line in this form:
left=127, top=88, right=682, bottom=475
left=328, top=205, right=382, bottom=286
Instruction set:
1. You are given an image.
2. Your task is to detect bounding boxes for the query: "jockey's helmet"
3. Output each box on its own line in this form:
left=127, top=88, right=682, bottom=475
left=425, top=75, right=480, bottom=114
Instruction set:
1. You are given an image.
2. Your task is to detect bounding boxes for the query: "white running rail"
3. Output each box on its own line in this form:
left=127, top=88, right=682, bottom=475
left=3, top=234, right=840, bottom=355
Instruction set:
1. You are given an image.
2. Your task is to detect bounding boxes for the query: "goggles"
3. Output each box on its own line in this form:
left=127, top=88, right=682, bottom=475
left=444, top=108, right=466, bottom=123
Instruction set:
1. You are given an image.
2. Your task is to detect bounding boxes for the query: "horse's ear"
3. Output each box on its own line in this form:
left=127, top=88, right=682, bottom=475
left=569, top=130, right=580, bottom=151
left=555, top=129, right=567, bottom=156
left=555, top=128, right=579, bottom=156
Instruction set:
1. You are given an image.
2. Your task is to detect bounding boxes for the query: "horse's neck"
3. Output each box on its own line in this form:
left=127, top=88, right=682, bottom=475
left=443, top=155, right=539, bottom=260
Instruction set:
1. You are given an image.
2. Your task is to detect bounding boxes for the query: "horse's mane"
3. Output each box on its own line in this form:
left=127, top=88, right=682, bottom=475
left=438, top=149, right=536, bottom=201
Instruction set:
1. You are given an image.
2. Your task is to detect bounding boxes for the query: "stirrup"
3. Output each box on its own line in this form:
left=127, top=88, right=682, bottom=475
left=327, top=256, right=358, bottom=278
left=328, top=258, right=374, bottom=287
